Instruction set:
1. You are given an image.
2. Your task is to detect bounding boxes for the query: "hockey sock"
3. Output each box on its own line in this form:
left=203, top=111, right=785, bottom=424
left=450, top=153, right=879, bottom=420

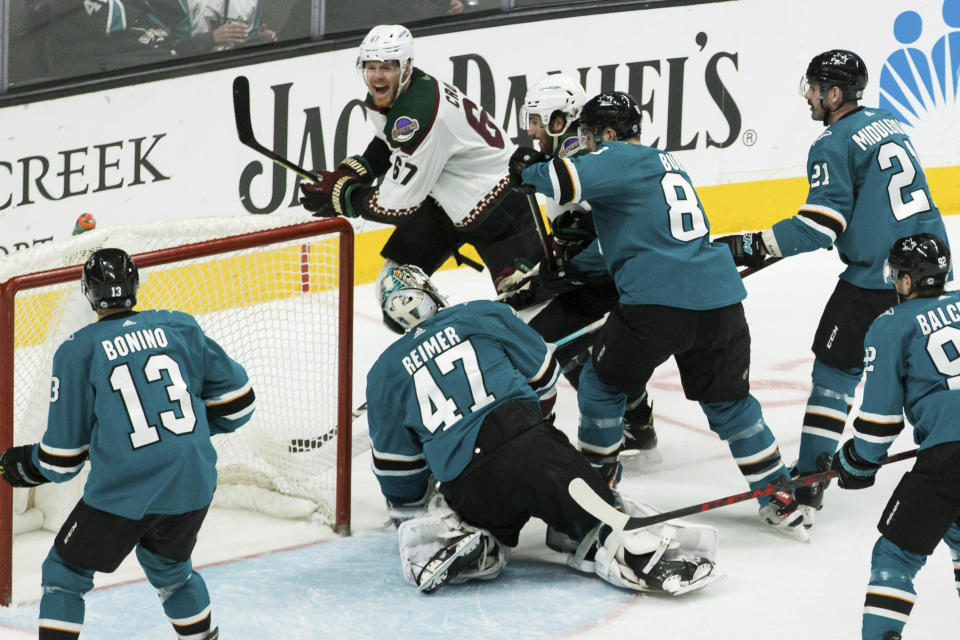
left=577, top=359, right=626, bottom=461
left=943, top=523, right=960, bottom=598
left=797, top=360, right=860, bottom=473
left=862, top=537, right=925, bottom=640
left=136, top=546, right=213, bottom=639
left=701, top=397, right=787, bottom=507
left=39, top=548, right=93, bottom=640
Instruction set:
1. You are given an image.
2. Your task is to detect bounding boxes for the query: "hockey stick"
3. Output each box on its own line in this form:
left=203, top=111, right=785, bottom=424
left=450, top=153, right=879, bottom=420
left=569, top=448, right=918, bottom=531
left=555, top=313, right=607, bottom=350
left=233, top=75, right=319, bottom=182
left=288, top=402, right=368, bottom=453
left=738, top=256, right=783, bottom=278
left=515, top=185, right=553, bottom=267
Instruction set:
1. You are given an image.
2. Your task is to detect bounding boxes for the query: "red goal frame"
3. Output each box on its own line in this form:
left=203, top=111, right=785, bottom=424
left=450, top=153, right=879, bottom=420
left=0, top=218, right=354, bottom=606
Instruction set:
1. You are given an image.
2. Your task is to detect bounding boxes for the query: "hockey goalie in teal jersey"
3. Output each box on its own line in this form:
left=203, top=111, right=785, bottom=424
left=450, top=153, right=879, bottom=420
left=0, top=248, right=255, bottom=640
left=716, top=49, right=950, bottom=528
left=831, top=234, right=960, bottom=640
left=365, top=265, right=720, bottom=595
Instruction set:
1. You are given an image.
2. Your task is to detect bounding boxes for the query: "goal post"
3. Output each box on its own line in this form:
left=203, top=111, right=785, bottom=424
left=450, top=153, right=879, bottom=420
left=0, top=216, right=354, bottom=606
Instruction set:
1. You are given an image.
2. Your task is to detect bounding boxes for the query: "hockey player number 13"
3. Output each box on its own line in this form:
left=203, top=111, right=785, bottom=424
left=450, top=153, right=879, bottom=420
left=110, top=354, right=197, bottom=448
left=413, top=341, right=496, bottom=432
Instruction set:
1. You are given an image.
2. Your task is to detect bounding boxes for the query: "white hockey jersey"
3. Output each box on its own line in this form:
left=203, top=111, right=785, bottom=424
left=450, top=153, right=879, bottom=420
left=363, top=68, right=517, bottom=227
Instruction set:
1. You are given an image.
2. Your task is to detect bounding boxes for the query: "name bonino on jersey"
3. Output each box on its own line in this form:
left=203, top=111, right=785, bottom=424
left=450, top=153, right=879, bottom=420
left=851, top=116, right=908, bottom=151
left=101, top=328, right=169, bottom=361
left=400, top=326, right=461, bottom=374
left=914, top=300, right=960, bottom=336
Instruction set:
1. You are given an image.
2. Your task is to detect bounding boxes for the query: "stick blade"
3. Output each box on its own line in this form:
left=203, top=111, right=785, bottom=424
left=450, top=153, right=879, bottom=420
left=568, top=477, right=629, bottom=532
left=232, top=75, right=255, bottom=144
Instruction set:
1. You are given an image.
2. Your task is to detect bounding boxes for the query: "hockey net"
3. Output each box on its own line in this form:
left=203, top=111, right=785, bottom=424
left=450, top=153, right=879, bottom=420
left=0, top=216, right=354, bottom=604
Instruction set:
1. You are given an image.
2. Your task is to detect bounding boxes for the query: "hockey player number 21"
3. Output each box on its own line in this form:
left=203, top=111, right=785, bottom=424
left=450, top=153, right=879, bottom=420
left=878, top=141, right=930, bottom=221
left=110, top=354, right=197, bottom=448
left=413, top=341, right=496, bottom=433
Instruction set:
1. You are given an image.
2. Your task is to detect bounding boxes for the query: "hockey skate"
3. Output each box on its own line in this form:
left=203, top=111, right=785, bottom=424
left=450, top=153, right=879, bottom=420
left=626, top=550, right=718, bottom=596
left=759, top=490, right=809, bottom=542
left=416, top=530, right=484, bottom=593
left=620, top=398, right=662, bottom=472
left=790, top=453, right=833, bottom=529
left=202, top=628, right=219, bottom=640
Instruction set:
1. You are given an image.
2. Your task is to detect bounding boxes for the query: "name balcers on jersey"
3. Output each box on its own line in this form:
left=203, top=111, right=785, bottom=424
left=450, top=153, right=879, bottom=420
left=35, top=310, right=254, bottom=519
left=361, top=68, right=516, bottom=228
left=366, top=300, right=559, bottom=505
left=770, top=107, right=949, bottom=289
left=522, top=141, right=746, bottom=310
left=854, top=292, right=960, bottom=463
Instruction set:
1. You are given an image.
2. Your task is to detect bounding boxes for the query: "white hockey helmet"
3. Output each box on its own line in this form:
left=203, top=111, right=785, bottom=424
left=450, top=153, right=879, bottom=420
left=379, top=265, right=447, bottom=332
left=356, top=24, right=414, bottom=74
left=521, top=74, right=587, bottom=138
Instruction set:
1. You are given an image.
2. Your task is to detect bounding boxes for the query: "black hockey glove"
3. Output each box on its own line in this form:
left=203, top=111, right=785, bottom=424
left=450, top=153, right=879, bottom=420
left=0, top=444, right=47, bottom=488
left=831, top=439, right=881, bottom=490
left=509, top=146, right=550, bottom=187
left=714, top=232, right=767, bottom=268
left=299, top=168, right=360, bottom=218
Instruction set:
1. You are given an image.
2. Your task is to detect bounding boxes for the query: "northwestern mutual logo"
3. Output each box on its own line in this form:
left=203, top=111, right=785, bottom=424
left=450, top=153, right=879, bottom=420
left=879, top=3, right=960, bottom=155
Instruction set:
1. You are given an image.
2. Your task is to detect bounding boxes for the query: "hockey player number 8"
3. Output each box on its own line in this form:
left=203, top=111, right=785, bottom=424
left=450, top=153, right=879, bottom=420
left=413, top=341, right=496, bottom=433
left=109, top=354, right=197, bottom=449
left=661, top=172, right=708, bottom=242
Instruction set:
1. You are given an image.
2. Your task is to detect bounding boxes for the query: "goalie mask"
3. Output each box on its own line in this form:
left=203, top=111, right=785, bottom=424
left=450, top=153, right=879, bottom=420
left=521, top=74, right=587, bottom=139
left=81, top=247, right=139, bottom=311
left=379, top=265, right=447, bottom=332
left=883, top=233, right=950, bottom=296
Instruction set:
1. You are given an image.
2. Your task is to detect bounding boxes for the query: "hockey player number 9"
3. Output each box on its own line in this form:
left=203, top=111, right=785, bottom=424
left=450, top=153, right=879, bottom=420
left=110, top=354, right=197, bottom=449
left=926, top=326, right=960, bottom=390
left=413, top=341, right=496, bottom=433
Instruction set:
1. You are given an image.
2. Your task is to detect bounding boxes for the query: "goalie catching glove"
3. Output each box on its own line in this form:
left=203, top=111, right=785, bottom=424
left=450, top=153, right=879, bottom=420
left=0, top=444, right=47, bottom=488
left=299, top=155, right=374, bottom=218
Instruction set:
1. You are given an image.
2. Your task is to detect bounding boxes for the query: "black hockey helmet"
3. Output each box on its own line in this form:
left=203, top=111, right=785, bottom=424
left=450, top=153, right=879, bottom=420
left=579, top=91, right=643, bottom=144
left=81, top=248, right=139, bottom=311
left=884, top=233, right=950, bottom=293
left=805, top=49, right=868, bottom=101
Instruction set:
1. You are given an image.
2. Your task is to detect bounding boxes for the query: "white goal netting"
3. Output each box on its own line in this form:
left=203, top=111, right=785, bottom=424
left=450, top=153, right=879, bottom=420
left=0, top=215, right=353, bottom=537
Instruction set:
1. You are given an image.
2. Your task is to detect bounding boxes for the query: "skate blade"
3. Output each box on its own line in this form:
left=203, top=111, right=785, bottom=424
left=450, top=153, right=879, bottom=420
left=619, top=448, right=663, bottom=474
left=670, top=571, right=726, bottom=596
left=764, top=520, right=810, bottom=543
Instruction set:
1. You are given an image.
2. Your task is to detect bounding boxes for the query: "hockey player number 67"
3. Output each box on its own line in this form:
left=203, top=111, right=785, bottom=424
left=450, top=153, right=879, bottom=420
left=110, top=354, right=197, bottom=449
left=413, top=341, right=496, bottom=433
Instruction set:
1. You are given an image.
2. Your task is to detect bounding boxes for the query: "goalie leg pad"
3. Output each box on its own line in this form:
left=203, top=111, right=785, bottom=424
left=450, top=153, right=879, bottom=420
left=398, top=508, right=507, bottom=591
left=593, top=492, right=722, bottom=595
